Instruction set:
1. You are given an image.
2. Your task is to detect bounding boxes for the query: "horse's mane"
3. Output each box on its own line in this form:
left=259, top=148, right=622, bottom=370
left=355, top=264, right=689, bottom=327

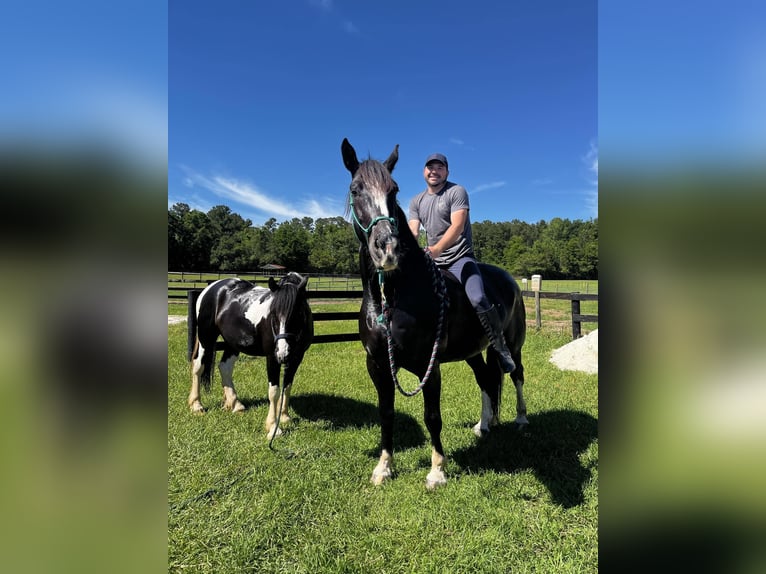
left=271, top=272, right=307, bottom=318
left=344, top=159, right=396, bottom=218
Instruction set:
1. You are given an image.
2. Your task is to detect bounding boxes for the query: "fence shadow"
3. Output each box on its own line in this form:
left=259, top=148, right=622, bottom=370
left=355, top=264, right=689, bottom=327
left=451, top=409, right=597, bottom=508
left=290, top=392, right=426, bottom=453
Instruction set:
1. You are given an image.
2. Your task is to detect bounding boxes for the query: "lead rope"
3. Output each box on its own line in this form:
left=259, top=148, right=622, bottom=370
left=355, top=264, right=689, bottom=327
left=377, top=252, right=448, bottom=397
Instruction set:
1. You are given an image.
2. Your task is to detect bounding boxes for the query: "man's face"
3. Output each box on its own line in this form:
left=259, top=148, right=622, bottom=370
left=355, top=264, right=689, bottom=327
left=424, top=161, right=448, bottom=187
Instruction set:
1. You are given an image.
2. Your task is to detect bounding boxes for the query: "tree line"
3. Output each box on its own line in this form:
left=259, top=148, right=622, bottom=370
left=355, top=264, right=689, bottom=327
left=168, top=203, right=598, bottom=279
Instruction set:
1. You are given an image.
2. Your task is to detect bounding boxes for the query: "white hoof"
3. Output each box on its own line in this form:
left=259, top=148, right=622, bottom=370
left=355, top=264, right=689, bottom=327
left=472, top=422, right=489, bottom=437
left=515, top=415, right=529, bottom=427
left=370, top=467, right=392, bottom=486
left=266, top=426, right=283, bottom=440
left=425, top=470, right=447, bottom=490
left=189, top=400, right=205, bottom=414
left=224, top=398, right=245, bottom=412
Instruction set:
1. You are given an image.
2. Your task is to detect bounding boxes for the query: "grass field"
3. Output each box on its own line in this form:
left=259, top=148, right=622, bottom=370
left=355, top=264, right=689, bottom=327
left=168, top=304, right=598, bottom=572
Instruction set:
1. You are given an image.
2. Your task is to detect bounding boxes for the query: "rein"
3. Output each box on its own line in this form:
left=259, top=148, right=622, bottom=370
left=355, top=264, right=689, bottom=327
left=377, top=252, right=449, bottom=397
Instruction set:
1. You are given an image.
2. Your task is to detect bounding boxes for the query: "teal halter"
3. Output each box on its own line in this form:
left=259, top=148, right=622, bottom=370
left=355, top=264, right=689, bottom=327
left=349, top=195, right=397, bottom=238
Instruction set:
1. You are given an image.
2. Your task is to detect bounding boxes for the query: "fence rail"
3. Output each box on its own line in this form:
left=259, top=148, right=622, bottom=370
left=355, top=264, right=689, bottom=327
left=180, top=286, right=597, bottom=358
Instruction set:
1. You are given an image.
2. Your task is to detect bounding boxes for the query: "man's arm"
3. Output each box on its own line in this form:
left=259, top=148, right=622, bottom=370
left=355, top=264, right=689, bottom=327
left=427, top=209, right=467, bottom=258
left=408, top=219, right=421, bottom=240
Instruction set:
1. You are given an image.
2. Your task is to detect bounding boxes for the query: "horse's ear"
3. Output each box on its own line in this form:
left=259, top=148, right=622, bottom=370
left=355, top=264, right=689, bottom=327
left=268, top=277, right=278, bottom=292
left=298, top=276, right=308, bottom=291
left=341, top=138, right=359, bottom=175
left=383, top=144, right=399, bottom=173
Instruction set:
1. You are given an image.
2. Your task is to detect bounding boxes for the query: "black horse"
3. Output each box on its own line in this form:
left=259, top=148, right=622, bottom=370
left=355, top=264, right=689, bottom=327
left=188, top=272, right=313, bottom=439
left=341, top=138, right=527, bottom=488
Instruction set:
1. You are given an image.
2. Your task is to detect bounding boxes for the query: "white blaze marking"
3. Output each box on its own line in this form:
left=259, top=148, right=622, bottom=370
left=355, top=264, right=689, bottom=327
left=276, top=318, right=289, bottom=362
left=373, top=191, right=390, bottom=219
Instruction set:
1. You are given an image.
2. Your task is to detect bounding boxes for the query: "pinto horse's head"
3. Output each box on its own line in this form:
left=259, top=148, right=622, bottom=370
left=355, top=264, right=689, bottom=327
left=341, top=138, right=401, bottom=271
left=267, top=272, right=312, bottom=364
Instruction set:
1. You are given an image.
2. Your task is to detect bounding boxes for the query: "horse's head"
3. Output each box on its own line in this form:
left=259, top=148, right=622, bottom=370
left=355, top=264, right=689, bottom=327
left=268, top=272, right=312, bottom=364
left=342, top=138, right=401, bottom=271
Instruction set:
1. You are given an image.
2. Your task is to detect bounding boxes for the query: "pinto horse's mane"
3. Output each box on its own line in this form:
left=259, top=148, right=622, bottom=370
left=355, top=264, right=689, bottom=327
left=270, top=273, right=307, bottom=319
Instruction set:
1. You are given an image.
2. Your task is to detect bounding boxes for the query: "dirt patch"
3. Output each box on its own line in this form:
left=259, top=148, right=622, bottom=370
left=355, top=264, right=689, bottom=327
left=168, top=315, right=186, bottom=325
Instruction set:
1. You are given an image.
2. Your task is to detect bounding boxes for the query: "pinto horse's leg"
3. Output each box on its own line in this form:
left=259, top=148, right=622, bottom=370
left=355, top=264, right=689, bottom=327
left=466, top=352, right=502, bottom=437
left=422, top=368, right=447, bottom=489
left=265, top=355, right=284, bottom=439
left=189, top=338, right=211, bottom=413
left=219, top=348, right=245, bottom=412
left=368, top=355, right=395, bottom=485
left=278, top=357, right=302, bottom=426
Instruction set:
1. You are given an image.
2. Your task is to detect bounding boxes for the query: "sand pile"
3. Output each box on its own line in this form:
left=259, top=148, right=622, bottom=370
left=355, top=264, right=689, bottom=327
left=549, top=329, right=598, bottom=375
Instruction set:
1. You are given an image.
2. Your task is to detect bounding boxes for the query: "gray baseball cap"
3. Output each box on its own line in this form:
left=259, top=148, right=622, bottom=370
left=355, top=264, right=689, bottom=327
left=424, top=153, right=448, bottom=167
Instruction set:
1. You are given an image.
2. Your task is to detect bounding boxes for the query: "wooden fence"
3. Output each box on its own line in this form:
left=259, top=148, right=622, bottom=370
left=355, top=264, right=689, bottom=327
left=181, top=286, right=597, bottom=360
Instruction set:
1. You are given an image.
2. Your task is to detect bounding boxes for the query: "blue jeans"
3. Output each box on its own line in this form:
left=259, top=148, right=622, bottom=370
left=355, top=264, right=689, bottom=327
left=444, top=256, right=491, bottom=313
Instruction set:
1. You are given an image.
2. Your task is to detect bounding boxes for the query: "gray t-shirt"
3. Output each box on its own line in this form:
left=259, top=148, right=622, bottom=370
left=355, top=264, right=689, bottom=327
left=408, top=181, right=474, bottom=266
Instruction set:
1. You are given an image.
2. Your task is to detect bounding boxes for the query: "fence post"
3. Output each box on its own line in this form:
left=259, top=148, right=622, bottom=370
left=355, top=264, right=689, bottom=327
left=531, top=274, right=542, bottom=330
left=535, top=291, right=541, bottom=330
left=571, top=293, right=581, bottom=339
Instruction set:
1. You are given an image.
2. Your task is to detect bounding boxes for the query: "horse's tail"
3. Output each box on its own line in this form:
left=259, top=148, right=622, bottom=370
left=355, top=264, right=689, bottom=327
left=188, top=287, right=215, bottom=392
left=186, top=289, right=201, bottom=362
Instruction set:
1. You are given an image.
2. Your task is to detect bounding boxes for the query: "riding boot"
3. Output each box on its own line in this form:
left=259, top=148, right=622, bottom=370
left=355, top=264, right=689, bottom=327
left=477, top=305, right=516, bottom=374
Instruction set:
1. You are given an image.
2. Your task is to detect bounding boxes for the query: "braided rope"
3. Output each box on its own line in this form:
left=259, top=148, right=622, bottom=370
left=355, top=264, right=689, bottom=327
left=378, top=252, right=449, bottom=397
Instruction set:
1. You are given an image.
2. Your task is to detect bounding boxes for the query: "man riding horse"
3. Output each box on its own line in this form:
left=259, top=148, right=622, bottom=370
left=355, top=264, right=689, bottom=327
left=408, top=152, right=516, bottom=374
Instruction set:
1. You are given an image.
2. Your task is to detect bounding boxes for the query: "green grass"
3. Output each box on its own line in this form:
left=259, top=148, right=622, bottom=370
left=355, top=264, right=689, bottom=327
left=168, top=317, right=598, bottom=572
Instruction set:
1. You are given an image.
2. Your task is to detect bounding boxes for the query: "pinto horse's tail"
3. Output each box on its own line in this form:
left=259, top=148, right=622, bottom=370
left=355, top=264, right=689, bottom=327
left=188, top=288, right=215, bottom=392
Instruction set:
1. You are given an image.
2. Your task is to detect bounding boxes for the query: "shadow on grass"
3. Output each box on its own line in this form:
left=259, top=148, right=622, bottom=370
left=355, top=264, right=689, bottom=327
left=451, top=409, right=597, bottom=508
left=290, top=392, right=426, bottom=452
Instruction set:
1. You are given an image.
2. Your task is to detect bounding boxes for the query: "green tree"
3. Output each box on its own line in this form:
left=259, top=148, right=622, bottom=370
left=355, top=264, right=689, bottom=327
left=272, top=218, right=311, bottom=271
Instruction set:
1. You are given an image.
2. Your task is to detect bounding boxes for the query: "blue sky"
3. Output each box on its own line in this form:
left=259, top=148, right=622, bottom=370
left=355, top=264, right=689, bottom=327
left=168, top=1, right=597, bottom=226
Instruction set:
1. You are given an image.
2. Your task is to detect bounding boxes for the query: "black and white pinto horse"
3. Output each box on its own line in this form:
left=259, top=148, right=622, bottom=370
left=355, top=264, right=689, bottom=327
left=188, top=272, right=314, bottom=439
left=341, top=139, right=527, bottom=488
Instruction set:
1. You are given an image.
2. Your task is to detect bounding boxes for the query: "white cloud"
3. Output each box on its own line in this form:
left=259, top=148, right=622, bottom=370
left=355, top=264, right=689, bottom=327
left=472, top=181, right=506, bottom=194
left=309, top=0, right=333, bottom=11
left=179, top=167, right=337, bottom=221
left=449, top=137, right=465, bottom=145
left=342, top=20, right=360, bottom=35
left=583, top=140, right=598, bottom=218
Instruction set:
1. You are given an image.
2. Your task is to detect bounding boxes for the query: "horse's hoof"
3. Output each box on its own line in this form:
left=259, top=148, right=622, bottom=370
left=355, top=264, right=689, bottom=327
left=189, top=401, right=205, bottom=414
left=266, top=426, right=283, bottom=440
left=279, top=415, right=291, bottom=425
left=425, top=473, right=447, bottom=490
left=224, top=399, right=245, bottom=412
left=472, top=422, right=489, bottom=437
left=370, top=469, right=391, bottom=486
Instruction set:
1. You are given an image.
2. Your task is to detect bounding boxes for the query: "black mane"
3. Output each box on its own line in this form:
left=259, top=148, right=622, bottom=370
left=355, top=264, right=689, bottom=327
left=271, top=273, right=307, bottom=319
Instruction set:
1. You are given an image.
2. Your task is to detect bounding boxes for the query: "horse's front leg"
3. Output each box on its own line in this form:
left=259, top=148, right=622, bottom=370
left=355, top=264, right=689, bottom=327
left=219, top=349, right=245, bottom=412
left=368, top=354, right=395, bottom=485
left=277, top=355, right=304, bottom=426
left=265, top=355, right=284, bottom=439
left=422, top=368, right=447, bottom=489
